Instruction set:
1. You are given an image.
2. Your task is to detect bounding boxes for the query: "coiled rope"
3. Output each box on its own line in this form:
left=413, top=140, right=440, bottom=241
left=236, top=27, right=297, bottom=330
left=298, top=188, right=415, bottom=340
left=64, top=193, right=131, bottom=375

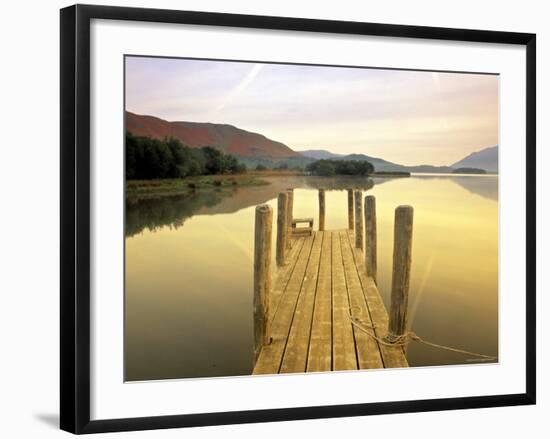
left=347, top=309, right=497, bottom=362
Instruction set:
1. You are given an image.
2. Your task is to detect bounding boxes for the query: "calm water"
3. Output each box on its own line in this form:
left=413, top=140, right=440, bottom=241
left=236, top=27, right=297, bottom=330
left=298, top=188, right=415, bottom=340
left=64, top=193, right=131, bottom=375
left=125, top=175, right=498, bottom=381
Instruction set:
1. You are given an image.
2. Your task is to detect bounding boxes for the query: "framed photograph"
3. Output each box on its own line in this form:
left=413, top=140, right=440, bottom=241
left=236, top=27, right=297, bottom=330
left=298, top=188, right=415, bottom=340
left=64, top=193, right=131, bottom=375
left=60, top=4, right=536, bottom=434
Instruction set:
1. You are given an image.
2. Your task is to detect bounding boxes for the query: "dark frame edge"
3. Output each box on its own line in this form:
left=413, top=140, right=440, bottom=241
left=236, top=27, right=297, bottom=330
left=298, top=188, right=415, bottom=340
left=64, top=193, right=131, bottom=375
left=80, top=394, right=533, bottom=434
left=61, top=4, right=93, bottom=434
left=60, top=4, right=536, bottom=435
left=60, top=4, right=77, bottom=434
left=525, top=34, right=536, bottom=404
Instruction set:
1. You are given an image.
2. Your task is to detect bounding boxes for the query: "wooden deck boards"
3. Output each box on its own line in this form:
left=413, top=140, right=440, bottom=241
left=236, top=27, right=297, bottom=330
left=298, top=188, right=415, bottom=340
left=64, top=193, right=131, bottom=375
left=253, top=229, right=408, bottom=375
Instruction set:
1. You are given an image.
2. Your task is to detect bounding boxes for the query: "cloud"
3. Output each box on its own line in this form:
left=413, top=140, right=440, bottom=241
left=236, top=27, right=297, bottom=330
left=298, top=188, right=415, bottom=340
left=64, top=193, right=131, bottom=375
left=125, top=57, right=498, bottom=166
left=211, top=64, right=263, bottom=116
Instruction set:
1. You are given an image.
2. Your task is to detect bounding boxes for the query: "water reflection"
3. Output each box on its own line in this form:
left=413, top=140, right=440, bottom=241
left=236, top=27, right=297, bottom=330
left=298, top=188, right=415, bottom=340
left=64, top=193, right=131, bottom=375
left=396, top=174, right=499, bottom=201
left=126, top=176, right=373, bottom=237
left=451, top=176, right=498, bottom=201
left=125, top=175, right=498, bottom=380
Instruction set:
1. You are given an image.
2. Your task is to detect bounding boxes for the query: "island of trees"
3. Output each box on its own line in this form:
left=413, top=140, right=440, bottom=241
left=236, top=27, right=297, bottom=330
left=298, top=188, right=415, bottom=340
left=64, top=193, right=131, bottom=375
left=126, top=132, right=246, bottom=180
left=452, top=167, right=487, bottom=174
left=306, top=159, right=374, bottom=176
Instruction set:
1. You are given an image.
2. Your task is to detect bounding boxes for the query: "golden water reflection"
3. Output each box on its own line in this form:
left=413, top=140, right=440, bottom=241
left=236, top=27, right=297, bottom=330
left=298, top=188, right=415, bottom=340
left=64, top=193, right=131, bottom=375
left=125, top=175, right=498, bottom=381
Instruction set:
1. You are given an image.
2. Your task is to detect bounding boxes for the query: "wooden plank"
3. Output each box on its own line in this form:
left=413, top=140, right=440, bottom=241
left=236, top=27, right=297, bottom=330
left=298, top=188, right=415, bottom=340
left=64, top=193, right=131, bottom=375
left=253, top=205, right=273, bottom=361
left=280, top=232, right=324, bottom=373
left=318, top=189, right=326, bottom=231
left=340, top=231, right=384, bottom=369
left=307, top=230, right=332, bottom=372
left=389, top=206, right=414, bottom=337
left=354, top=191, right=364, bottom=249
left=293, top=217, right=314, bottom=224
left=286, top=189, right=294, bottom=250
left=276, top=192, right=289, bottom=267
left=253, top=235, right=315, bottom=374
left=332, top=231, right=358, bottom=371
left=347, top=231, right=408, bottom=368
left=364, top=195, right=377, bottom=283
left=347, top=189, right=354, bottom=229
left=270, top=237, right=305, bottom=319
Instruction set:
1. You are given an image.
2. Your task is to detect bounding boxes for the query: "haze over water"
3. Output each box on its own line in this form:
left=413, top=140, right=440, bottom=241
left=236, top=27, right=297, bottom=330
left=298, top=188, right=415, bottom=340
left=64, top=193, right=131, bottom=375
left=125, top=175, right=498, bottom=381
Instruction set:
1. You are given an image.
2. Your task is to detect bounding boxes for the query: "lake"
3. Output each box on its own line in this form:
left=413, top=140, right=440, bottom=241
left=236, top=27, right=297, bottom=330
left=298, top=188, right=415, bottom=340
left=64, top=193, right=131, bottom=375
left=125, top=174, right=498, bottom=381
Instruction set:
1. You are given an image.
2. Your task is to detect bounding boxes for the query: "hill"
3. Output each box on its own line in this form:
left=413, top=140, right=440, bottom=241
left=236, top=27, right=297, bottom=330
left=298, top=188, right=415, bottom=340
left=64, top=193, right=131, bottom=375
left=451, top=146, right=498, bottom=173
left=126, top=112, right=301, bottom=159
left=127, top=113, right=497, bottom=173
left=298, top=149, right=344, bottom=160
left=300, top=150, right=453, bottom=173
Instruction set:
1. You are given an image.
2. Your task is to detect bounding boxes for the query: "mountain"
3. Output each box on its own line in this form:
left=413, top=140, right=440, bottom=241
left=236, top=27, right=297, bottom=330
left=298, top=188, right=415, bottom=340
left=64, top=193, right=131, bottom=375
left=301, top=150, right=405, bottom=171
left=127, top=113, right=497, bottom=173
left=342, top=153, right=407, bottom=172
left=451, top=146, right=498, bottom=173
left=126, top=112, right=301, bottom=158
left=300, top=150, right=453, bottom=173
left=299, top=149, right=344, bottom=160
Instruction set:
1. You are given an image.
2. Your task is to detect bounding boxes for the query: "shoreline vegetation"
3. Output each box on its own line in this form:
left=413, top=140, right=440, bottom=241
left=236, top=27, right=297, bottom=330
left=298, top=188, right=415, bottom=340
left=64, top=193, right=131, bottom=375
left=126, top=170, right=304, bottom=198
left=125, top=133, right=494, bottom=198
left=452, top=167, right=487, bottom=174
left=372, top=171, right=411, bottom=177
left=126, top=173, right=268, bottom=197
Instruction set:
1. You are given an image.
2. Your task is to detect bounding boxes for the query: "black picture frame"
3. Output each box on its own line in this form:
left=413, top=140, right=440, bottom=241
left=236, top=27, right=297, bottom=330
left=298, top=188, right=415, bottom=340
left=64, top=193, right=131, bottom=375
left=60, top=4, right=536, bottom=434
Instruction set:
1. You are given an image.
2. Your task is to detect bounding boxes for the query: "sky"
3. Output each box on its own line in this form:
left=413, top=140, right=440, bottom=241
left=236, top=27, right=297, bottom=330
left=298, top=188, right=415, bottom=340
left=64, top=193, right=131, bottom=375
left=125, top=56, right=498, bottom=166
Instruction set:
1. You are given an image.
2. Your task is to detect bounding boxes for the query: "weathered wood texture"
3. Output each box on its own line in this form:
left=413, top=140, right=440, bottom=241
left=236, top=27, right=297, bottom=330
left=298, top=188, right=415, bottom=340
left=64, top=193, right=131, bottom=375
left=354, top=191, right=363, bottom=249
left=389, top=206, right=414, bottom=337
left=364, top=195, right=377, bottom=283
left=253, top=229, right=407, bottom=374
left=253, top=204, right=273, bottom=361
left=292, top=217, right=314, bottom=236
left=347, top=234, right=408, bottom=368
left=276, top=192, right=288, bottom=267
left=347, top=189, right=354, bottom=230
left=286, top=189, right=294, bottom=249
left=331, top=231, right=356, bottom=370
left=318, top=189, right=326, bottom=231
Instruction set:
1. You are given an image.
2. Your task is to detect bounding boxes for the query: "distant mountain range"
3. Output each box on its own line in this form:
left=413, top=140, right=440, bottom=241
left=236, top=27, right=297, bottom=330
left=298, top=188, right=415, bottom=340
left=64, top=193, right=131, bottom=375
left=126, top=112, right=497, bottom=173
left=299, top=149, right=345, bottom=160
left=126, top=112, right=300, bottom=158
left=300, top=148, right=497, bottom=173
left=299, top=151, right=456, bottom=173
left=451, top=146, right=498, bottom=173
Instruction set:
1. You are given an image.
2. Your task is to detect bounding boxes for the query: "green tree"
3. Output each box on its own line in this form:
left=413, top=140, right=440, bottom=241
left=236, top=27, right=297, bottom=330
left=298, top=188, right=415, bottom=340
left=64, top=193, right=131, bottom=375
left=125, top=133, right=248, bottom=180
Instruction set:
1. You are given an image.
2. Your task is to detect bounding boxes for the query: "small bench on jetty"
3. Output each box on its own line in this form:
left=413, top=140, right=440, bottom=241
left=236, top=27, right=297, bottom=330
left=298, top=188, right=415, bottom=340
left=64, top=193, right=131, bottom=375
left=291, top=217, right=314, bottom=236
left=253, top=188, right=413, bottom=374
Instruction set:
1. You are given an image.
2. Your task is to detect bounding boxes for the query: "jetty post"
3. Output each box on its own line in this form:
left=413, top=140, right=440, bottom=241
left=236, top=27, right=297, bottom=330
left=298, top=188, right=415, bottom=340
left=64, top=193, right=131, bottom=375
left=347, top=189, right=354, bottom=230
left=388, top=205, right=414, bottom=338
left=354, top=191, right=364, bottom=249
left=254, top=204, right=273, bottom=360
left=276, top=192, right=289, bottom=267
left=286, top=188, right=294, bottom=249
left=364, top=195, right=377, bottom=283
left=318, top=189, right=326, bottom=231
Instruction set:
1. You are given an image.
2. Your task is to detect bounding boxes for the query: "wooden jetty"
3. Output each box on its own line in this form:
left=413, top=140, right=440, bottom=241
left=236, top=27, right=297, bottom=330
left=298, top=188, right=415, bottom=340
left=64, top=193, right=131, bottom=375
left=252, top=189, right=413, bottom=375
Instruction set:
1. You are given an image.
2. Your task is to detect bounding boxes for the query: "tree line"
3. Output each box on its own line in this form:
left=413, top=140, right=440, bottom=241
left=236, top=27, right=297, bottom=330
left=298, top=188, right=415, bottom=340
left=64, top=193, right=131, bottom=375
left=306, top=159, right=374, bottom=176
left=126, top=132, right=247, bottom=180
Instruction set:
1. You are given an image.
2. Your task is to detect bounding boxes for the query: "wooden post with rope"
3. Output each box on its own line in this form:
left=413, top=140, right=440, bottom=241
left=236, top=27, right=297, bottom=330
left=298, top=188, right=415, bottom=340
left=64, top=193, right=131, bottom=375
left=253, top=204, right=273, bottom=361
left=347, top=189, right=354, bottom=230
left=276, top=192, right=288, bottom=267
left=286, top=188, right=294, bottom=249
left=354, top=191, right=363, bottom=249
left=364, top=195, right=377, bottom=283
left=318, top=189, right=325, bottom=231
left=388, top=205, right=413, bottom=338
left=252, top=197, right=497, bottom=373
